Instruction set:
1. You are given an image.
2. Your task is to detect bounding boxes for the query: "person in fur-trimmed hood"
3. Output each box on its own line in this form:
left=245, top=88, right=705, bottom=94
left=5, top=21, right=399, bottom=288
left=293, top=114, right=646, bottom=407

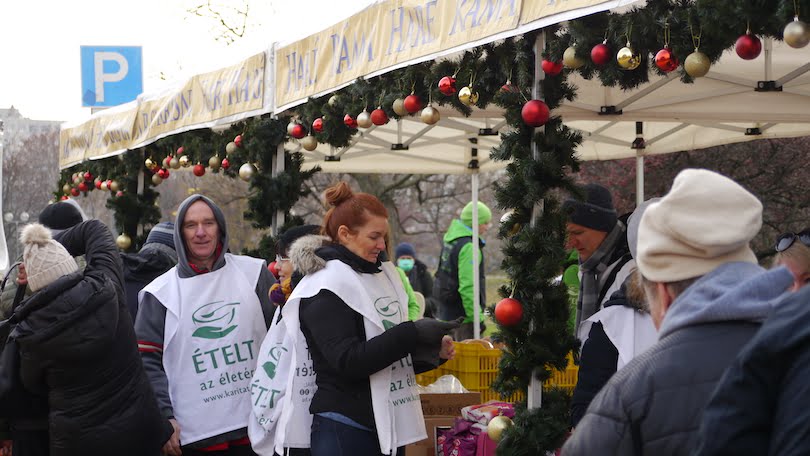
left=12, top=220, right=172, bottom=456
left=249, top=182, right=460, bottom=456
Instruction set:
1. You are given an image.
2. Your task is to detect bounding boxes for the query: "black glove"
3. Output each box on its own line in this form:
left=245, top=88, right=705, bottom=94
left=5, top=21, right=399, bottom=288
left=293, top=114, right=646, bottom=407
left=413, top=317, right=463, bottom=345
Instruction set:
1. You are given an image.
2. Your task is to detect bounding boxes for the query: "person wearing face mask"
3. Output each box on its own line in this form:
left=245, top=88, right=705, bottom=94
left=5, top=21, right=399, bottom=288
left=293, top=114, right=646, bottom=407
left=433, top=201, right=492, bottom=341
left=394, top=243, right=433, bottom=318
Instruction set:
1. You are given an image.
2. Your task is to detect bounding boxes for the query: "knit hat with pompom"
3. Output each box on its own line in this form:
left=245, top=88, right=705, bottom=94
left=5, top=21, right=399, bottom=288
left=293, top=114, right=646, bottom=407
left=20, top=223, right=79, bottom=292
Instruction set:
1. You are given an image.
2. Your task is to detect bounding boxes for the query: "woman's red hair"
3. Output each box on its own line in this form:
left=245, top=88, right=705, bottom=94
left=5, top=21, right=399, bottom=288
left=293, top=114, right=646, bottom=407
left=322, top=182, right=388, bottom=240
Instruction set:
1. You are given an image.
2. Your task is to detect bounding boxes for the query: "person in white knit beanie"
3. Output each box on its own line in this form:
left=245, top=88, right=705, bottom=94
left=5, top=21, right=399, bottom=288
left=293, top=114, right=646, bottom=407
left=562, top=169, right=795, bottom=456
left=20, top=223, right=78, bottom=292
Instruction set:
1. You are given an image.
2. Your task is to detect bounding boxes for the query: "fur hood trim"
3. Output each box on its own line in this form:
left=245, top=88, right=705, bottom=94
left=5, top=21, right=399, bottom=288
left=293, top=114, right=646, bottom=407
left=289, top=234, right=331, bottom=275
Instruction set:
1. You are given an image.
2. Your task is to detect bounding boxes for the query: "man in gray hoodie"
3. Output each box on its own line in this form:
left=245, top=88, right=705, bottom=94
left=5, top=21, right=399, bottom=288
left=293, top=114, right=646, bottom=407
left=135, top=195, right=274, bottom=456
left=562, top=169, right=794, bottom=456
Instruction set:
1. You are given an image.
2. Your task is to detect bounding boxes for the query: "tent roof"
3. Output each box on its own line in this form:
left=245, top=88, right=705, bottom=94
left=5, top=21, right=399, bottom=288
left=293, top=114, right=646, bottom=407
left=297, top=37, right=810, bottom=173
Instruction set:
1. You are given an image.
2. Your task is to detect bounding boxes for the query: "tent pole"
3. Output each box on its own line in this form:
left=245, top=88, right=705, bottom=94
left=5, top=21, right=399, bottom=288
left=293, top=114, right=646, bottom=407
left=273, top=143, right=286, bottom=232
left=471, top=168, right=481, bottom=340
left=527, top=30, right=546, bottom=411
left=633, top=122, right=645, bottom=206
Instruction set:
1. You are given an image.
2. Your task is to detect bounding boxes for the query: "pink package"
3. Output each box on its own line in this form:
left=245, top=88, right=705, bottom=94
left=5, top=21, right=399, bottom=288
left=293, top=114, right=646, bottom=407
left=461, top=401, right=515, bottom=425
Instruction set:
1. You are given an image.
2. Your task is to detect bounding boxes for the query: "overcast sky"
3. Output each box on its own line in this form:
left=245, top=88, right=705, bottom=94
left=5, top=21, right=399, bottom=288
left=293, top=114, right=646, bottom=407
left=0, top=0, right=370, bottom=124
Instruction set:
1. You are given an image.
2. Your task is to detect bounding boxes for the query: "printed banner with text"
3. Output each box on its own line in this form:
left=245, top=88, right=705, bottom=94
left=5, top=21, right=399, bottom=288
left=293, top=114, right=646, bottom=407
left=275, top=0, right=619, bottom=111
left=60, top=52, right=269, bottom=169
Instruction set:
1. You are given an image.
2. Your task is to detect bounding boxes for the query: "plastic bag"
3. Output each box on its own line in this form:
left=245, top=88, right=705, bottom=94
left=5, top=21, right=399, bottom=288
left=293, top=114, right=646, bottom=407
left=417, top=374, right=469, bottom=394
left=461, top=401, right=515, bottom=425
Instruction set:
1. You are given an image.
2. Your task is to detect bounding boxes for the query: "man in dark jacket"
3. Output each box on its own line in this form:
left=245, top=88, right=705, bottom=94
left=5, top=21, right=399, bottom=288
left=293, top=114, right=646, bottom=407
left=563, top=183, right=634, bottom=333
left=434, top=201, right=491, bottom=340
left=695, top=283, right=810, bottom=455
left=562, top=169, right=794, bottom=456
left=121, top=221, right=176, bottom=320
left=13, top=220, right=173, bottom=455
left=135, top=195, right=275, bottom=456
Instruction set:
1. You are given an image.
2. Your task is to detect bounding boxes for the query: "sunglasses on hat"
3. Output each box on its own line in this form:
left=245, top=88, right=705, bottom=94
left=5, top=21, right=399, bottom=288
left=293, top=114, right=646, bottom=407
left=775, top=230, right=810, bottom=252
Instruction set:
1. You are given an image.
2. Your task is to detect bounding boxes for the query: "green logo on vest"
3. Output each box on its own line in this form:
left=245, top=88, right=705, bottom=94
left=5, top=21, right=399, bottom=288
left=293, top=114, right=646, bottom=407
left=374, top=296, right=402, bottom=330
left=192, top=301, right=239, bottom=339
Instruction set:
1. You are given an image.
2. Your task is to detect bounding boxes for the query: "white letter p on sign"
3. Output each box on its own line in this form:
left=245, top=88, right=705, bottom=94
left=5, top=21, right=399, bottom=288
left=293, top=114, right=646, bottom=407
left=94, top=51, right=129, bottom=103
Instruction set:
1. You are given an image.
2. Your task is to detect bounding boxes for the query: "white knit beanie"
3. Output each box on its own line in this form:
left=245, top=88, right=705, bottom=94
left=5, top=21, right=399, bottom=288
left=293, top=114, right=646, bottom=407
left=637, top=169, right=762, bottom=282
left=20, top=223, right=79, bottom=292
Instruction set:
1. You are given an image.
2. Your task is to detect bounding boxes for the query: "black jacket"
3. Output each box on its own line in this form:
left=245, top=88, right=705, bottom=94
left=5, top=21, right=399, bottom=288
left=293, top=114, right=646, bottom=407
left=695, top=285, right=810, bottom=456
left=406, top=259, right=433, bottom=299
left=13, top=220, right=172, bottom=456
left=121, top=245, right=176, bottom=321
left=298, top=244, right=440, bottom=429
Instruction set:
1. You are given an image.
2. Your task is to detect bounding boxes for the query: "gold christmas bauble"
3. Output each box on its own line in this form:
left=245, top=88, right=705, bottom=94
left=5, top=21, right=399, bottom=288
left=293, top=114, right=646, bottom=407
left=73, top=175, right=82, bottom=185
left=239, top=163, right=255, bottom=181
left=684, top=51, right=711, bottom=78
left=152, top=174, right=163, bottom=185
left=116, top=233, right=132, bottom=250
left=392, top=98, right=408, bottom=116
left=109, top=180, right=120, bottom=192
left=420, top=106, right=440, bottom=124
left=784, top=17, right=810, bottom=48
left=458, top=86, right=479, bottom=106
left=357, top=110, right=373, bottom=128
left=486, top=415, right=514, bottom=443
left=169, top=156, right=180, bottom=169
left=62, top=183, right=71, bottom=194
left=225, top=141, right=237, bottom=155
left=563, top=46, right=584, bottom=69
left=179, top=155, right=190, bottom=167
left=301, top=135, right=319, bottom=151
left=209, top=155, right=222, bottom=171
left=617, top=44, right=641, bottom=70
left=328, top=94, right=339, bottom=106
left=100, top=181, right=108, bottom=191
left=144, top=158, right=156, bottom=170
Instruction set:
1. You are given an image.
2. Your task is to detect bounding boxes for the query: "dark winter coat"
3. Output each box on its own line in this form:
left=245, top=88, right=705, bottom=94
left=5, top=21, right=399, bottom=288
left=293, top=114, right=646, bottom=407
left=562, top=263, right=793, bottom=456
left=294, top=239, right=445, bottom=429
left=121, top=244, right=176, bottom=321
left=433, top=219, right=485, bottom=323
left=406, top=258, right=433, bottom=299
left=12, top=220, right=173, bottom=456
left=695, top=284, right=810, bottom=456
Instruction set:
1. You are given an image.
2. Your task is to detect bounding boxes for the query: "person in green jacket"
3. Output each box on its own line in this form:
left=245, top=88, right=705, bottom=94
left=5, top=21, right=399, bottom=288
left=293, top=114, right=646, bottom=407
left=433, top=201, right=492, bottom=340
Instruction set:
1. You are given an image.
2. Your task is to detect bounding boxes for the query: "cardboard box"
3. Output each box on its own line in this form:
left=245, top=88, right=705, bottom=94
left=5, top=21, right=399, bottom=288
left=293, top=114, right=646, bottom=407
left=419, top=392, right=481, bottom=416
left=405, top=416, right=456, bottom=456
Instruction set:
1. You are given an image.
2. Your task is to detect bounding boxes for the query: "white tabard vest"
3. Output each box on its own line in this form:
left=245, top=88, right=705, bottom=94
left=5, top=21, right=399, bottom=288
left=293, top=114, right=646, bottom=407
left=578, top=305, right=657, bottom=370
left=142, top=253, right=268, bottom=446
left=249, top=260, right=425, bottom=456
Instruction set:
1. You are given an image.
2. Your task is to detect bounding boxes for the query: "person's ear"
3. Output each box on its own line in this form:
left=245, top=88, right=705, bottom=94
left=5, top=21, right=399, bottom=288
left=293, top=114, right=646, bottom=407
left=337, top=225, right=352, bottom=243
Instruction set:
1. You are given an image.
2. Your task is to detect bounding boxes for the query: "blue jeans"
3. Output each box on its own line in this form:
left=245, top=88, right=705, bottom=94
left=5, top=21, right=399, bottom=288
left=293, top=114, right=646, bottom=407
left=310, top=415, right=404, bottom=456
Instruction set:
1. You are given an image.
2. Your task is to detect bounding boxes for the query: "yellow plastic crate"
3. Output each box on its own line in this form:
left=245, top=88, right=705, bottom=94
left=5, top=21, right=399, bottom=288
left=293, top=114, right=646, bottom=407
left=416, top=342, right=578, bottom=403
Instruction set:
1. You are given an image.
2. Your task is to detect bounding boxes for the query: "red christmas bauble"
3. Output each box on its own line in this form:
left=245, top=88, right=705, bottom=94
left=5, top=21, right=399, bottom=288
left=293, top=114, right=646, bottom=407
left=83, top=172, right=93, bottom=182
left=105, top=179, right=113, bottom=189
left=654, top=47, right=679, bottom=72
left=343, top=114, right=358, bottom=129
left=735, top=33, right=762, bottom=60
left=371, top=108, right=389, bottom=125
left=290, top=123, right=307, bottom=139
left=221, top=157, right=230, bottom=169
left=163, top=156, right=172, bottom=168
left=116, top=191, right=124, bottom=198
left=500, top=82, right=519, bottom=93
left=70, top=187, right=80, bottom=197
left=60, top=195, right=69, bottom=201
left=438, top=76, right=457, bottom=96
left=234, top=135, right=243, bottom=147
left=591, top=42, right=611, bottom=66
left=158, top=168, right=170, bottom=179
left=403, top=94, right=423, bottom=113
left=94, top=179, right=102, bottom=190
left=193, top=164, right=206, bottom=177
left=312, top=117, right=324, bottom=133
left=521, top=100, right=550, bottom=127
left=494, top=297, right=524, bottom=326
left=77, top=182, right=88, bottom=193
left=176, top=146, right=184, bottom=155
left=541, top=59, right=563, bottom=76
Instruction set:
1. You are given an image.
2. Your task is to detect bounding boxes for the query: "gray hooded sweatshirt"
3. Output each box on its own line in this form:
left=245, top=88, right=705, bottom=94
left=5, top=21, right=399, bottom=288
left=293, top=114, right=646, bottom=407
left=562, top=262, right=794, bottom=456
left=134, top=194, right=274, bottom=449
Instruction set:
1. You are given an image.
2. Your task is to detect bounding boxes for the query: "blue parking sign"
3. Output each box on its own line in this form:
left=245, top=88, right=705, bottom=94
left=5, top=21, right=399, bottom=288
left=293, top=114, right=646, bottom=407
left=80, top=46, right=143, bottom=107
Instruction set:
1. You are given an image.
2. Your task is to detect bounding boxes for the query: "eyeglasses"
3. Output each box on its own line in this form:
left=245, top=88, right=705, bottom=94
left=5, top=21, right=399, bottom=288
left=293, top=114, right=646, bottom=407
left=775, top=230, right=810, bottom=252
left=275, top=255, right=290, bottom=263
